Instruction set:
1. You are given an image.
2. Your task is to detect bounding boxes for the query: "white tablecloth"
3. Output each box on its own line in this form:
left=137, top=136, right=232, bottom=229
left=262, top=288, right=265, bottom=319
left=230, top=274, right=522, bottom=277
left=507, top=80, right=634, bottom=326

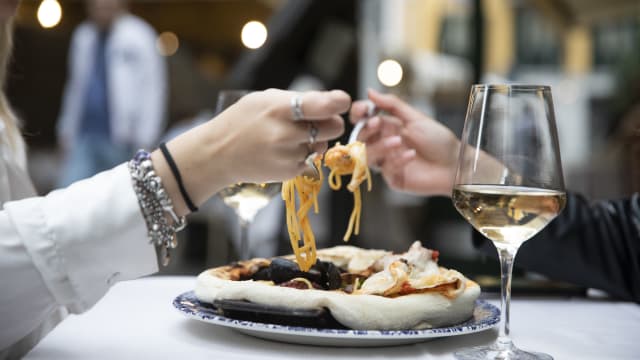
left=24, top=276, right=640, bottom=360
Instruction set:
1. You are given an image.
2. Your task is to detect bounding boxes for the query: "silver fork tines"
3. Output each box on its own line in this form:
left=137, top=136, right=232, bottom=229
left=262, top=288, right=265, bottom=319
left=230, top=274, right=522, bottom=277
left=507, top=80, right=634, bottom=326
left=348, top=100, right=378, bottom=144
left=302, top=152, right=320, bottom=180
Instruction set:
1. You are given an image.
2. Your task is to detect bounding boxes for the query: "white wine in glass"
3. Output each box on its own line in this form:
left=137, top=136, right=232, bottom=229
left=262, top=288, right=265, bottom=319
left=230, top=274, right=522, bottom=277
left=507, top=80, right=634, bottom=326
left=453, top=185, right=566, bottom=251
left=218, top=182, right=281, bottom=259
left=453, top=85, right=566, bottom=360
left=215, top=90, right=282, bottom=260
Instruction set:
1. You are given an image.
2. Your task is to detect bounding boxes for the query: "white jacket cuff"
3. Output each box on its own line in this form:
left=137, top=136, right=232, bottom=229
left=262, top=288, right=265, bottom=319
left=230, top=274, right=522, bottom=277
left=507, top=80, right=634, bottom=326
left=4, top=163, right=158, bottom=313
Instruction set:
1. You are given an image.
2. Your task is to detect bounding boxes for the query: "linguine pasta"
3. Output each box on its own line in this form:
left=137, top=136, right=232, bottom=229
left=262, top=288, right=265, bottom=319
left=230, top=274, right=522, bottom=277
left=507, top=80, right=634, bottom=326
left=282, top=141, right=372, bottom=271
left=281, top=155, right=323, bottom=271
left=324, top=141, right=372, bottom=241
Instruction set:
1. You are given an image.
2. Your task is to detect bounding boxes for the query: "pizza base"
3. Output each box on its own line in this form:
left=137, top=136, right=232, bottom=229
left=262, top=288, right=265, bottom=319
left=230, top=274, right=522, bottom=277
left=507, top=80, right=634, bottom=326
left=195, top=259, right=480, bottom=330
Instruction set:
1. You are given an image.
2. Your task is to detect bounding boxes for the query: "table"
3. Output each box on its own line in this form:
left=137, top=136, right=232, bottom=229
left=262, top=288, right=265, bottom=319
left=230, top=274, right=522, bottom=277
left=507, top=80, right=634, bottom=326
left=25, top=276, right=640, bottom=360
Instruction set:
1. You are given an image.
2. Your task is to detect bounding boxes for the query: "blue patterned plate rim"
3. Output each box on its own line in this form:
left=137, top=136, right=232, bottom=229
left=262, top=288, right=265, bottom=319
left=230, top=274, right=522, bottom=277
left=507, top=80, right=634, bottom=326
left=173, top=291, right=499, bottom=339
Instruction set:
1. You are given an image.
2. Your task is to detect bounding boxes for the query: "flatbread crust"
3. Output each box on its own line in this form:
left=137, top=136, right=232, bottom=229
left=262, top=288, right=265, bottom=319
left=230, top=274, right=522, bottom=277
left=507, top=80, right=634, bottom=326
left=195, top=244, right=480, bottom=330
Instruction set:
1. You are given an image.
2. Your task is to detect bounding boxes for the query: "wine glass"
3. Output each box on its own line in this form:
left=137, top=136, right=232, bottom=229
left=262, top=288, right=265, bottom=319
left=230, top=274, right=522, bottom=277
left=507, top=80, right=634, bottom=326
left=215, top=90, right=282, bottom=260
left=452, top=84, right=566, bottom=360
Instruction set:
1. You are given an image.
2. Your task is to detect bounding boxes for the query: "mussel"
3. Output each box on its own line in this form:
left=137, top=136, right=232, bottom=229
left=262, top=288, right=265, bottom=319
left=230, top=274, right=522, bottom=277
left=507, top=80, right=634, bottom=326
left=251, top=257, right=343, bottom=290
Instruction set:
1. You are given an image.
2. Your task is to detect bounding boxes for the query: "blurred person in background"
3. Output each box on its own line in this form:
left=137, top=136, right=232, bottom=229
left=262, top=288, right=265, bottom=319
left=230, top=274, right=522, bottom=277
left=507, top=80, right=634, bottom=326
left=351, top=89, right=640, bottom=303
left=57, top=0, right=167, bottom=186
left=0, top=1, right=350, bottom=357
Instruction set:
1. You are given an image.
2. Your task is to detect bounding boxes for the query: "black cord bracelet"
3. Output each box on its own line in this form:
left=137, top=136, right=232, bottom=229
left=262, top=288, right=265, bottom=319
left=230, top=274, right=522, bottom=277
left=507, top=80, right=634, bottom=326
left=159, top=142, right=198, bottom=212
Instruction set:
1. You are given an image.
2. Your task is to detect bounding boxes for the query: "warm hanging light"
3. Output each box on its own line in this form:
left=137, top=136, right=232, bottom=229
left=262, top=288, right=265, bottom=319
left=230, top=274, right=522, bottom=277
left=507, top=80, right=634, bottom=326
left=241, top=21, right=267, bottom=49
left=37, top=0, right=62, bottom=29
left=156, top=31, right=180, bottom=57
left=377, top=59, right=403, bottom=87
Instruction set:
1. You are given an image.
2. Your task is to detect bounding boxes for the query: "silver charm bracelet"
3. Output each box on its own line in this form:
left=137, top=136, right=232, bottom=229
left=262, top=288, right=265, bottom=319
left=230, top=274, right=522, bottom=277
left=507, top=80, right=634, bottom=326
left=128, top=150, right=186, bottom=266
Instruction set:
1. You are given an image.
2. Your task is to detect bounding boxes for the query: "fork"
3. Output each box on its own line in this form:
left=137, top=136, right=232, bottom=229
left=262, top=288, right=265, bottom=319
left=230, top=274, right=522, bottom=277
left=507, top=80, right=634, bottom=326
left=348, top=100, right=378, bottom=144
left=302, top=101, right=377, bottom=180
left=302, top=152, right=320, bottom=180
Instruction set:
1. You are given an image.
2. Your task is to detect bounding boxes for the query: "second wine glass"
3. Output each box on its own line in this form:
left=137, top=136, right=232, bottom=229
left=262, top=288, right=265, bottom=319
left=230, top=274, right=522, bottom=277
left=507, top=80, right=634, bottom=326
left=452, top=84, right=566, bottom=360
left=215, top=90, right=281, bottom=260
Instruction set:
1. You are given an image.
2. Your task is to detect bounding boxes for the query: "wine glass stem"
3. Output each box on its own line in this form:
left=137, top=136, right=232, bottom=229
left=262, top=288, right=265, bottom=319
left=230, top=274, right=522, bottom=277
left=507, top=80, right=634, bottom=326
left=497, top=246, right=517, bottom=348
left=239, top=219, right=250, bottom=260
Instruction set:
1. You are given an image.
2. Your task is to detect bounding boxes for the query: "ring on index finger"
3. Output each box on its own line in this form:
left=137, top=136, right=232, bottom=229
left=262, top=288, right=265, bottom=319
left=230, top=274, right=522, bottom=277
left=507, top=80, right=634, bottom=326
left=308, top=122, right=318, bottom=146
left=291, top=95, right=304, bottom=121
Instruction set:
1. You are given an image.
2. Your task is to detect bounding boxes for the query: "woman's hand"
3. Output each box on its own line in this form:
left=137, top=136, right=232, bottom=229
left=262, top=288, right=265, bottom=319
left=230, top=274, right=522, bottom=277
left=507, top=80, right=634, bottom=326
left=153, top=89, right=351, bottom=215
left=350, top=89, right=459, bottom=197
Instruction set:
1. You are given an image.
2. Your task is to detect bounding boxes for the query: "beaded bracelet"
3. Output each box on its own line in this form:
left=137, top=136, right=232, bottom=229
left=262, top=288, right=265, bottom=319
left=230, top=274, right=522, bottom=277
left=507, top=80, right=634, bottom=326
left=128, top=150, right=186, bottom=266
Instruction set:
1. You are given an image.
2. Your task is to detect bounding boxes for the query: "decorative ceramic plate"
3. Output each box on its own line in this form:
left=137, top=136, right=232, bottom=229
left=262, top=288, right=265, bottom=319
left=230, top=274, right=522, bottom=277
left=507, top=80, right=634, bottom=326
left=173, top=291, right=499, bottom=347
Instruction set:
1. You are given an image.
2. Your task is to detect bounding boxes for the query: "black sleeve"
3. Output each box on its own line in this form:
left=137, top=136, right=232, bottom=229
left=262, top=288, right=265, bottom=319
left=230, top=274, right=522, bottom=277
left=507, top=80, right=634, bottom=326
left=473, top=193, right=640, bottom=303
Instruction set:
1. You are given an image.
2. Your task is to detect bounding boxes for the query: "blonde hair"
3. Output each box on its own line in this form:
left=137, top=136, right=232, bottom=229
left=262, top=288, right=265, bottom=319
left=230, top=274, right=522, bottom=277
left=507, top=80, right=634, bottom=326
left=0, top=18, right=20, bottom=150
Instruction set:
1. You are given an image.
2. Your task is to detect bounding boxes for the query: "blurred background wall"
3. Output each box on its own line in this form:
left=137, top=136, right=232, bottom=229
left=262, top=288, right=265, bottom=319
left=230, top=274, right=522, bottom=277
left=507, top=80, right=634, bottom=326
left=6, top=0, right=640, bottom=288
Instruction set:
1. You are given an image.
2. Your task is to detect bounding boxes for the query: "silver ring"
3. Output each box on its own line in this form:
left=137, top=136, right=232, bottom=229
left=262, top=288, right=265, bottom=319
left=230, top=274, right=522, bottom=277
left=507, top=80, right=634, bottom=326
left=291, top=95, right=304, bottom=121
left=308, top=122, right=318, bottom=146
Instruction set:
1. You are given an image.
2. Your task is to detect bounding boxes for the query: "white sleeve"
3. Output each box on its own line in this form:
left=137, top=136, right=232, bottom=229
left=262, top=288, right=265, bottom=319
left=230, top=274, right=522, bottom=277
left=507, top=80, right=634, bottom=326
left=0, top=163, right=158, bottom=348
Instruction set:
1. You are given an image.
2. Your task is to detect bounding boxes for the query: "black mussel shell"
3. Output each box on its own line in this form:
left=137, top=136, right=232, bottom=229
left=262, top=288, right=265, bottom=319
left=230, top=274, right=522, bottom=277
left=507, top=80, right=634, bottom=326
left=268, top=258, right=322, bottom=284
left=250, top=265, right=272, bottom=281
left=253, top=258, right=342, bottom=290
left=313, top=260, right=342, bottom=290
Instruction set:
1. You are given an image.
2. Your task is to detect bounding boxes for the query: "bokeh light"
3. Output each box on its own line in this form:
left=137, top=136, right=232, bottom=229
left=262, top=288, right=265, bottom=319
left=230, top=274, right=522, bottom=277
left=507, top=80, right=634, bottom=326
left=156, top=31, right=180, bottom=57
left=37, top=0, right=62, bottom=29
left=241, top=21, right=267, bottom=49
left=377, top=59, right=403, bottom=87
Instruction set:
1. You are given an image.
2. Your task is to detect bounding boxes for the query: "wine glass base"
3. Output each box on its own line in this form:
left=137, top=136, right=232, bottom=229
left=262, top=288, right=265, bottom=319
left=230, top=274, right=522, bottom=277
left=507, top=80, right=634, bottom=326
left=454, top=343, right=552, bottom=360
